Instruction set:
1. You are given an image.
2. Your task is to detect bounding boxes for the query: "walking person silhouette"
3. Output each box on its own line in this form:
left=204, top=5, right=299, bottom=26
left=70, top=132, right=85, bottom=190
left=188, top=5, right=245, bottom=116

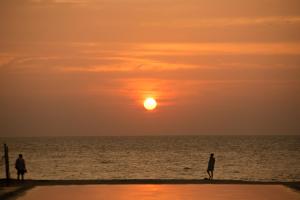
left=15, top=154, right=27, bottom=181
left=207, top=153, right=215, bottom=180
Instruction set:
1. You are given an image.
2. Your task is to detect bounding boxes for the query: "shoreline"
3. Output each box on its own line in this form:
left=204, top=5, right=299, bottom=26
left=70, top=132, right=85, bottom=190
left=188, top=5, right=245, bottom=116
left=1, top=178, right=300, bottom=186
left=1, top=179, right=299, bottom=199
left=1, top=178, right=300, bottom=185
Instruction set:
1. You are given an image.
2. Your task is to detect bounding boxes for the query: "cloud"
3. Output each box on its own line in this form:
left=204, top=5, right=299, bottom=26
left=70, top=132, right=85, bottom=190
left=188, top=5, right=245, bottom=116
left=143, top=16, right=300, bottom=28
left=133, top=42, right=300, bottom=56
left=1, top=41, right=300, bottom=83
left=0, top=0, right=86, bottom=6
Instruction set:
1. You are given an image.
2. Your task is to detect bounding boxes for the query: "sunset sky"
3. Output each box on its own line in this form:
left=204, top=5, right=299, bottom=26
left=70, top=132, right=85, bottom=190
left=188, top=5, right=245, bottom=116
left=0, top=0, right=299, bottom=136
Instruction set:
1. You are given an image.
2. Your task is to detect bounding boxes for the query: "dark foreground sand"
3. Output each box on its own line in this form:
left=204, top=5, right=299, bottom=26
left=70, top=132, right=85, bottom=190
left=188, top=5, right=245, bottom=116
left=13, top=184, right=300, bottom=200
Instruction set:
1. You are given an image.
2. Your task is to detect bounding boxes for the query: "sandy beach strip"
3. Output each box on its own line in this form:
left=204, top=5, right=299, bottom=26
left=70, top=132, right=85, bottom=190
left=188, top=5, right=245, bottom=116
left=1, top=179, right=299, bottom=200
left=11, top=184, right=300, bottom=200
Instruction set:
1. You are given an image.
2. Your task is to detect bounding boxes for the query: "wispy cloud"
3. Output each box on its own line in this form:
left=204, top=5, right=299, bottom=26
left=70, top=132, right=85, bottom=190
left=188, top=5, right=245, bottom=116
left=132, top=42, right=300, bottom=56
left=1, top=42, right=300, bottom=78
left=0, top=0, right=87, bottom=6
left=143, top=16, right=300, bottom=28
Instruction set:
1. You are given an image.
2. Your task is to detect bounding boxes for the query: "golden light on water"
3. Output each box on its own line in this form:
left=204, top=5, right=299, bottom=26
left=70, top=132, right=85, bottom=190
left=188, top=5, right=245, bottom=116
left=143, top=97, right=157, bottom=111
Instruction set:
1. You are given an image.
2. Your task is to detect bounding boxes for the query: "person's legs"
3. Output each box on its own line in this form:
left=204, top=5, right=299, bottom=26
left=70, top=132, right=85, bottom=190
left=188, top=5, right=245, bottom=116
left=207, top=170, right=211, bottom=179
left=211, top=170, right=214, bottom=180
left=17, top=171, right=20, bottom=180
left=21, top=172, right=24, bottom=181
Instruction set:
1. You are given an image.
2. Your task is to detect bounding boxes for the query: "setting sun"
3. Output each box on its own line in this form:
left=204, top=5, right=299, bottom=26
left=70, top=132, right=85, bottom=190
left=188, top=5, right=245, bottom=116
left=144, top=98, right=157, bottom=111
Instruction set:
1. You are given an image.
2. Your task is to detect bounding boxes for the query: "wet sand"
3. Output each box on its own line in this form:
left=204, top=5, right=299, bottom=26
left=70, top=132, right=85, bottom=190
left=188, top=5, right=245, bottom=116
left=14, top=184, right=300, bottom=200
left=1, top=179, right=299, bottom=200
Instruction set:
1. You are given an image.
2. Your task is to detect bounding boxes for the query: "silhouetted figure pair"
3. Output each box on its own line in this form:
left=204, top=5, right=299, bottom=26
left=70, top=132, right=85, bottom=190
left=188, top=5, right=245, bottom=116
left=15, top=154, right=27, bottom=181
left=207, top=153, right=215, bottom=180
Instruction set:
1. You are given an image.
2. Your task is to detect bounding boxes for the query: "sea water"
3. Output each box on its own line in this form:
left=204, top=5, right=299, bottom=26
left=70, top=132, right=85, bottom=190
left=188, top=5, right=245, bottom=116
left=0, top=136, right=299, bottom=181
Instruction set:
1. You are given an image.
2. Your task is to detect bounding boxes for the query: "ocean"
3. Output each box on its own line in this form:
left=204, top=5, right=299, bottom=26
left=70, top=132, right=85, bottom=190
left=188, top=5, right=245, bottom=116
left=0, top=136, right=299, bottom=181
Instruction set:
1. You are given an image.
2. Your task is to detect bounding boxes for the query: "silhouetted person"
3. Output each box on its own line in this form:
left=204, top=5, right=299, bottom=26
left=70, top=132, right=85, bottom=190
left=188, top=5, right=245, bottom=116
left=207, top=153, right=215, bottom=180
left=15, top=154, right=26, bottom=181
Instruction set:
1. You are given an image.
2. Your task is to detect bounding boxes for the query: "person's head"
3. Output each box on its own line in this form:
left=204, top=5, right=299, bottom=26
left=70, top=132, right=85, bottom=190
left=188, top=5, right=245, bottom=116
left=210, top=153, right=214, bottom=157
left=19, top=154, right=23, bottom=158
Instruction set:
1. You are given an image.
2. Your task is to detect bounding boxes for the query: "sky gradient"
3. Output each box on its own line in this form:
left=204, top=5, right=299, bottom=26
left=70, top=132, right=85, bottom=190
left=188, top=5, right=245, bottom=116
left=1, top=0, right=300, bottom=136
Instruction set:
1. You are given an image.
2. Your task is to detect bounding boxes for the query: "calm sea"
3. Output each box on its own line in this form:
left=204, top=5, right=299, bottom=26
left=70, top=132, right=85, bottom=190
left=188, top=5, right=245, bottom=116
left=0, top=136, right=299, bottom=181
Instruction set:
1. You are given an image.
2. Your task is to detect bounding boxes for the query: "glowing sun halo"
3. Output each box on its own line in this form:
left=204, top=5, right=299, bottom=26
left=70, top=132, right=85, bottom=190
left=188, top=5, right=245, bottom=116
left=144, top=97, right=157, bottom=111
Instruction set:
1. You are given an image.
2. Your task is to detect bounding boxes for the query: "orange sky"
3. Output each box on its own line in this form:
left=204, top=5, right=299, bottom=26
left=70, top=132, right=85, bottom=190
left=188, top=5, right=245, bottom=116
left=0, top=0, right=299, bottom=136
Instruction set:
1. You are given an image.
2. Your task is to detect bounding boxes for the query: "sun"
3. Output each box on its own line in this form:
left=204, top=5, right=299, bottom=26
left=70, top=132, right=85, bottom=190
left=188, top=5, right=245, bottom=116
left=144, top=97, right=157, bottom=111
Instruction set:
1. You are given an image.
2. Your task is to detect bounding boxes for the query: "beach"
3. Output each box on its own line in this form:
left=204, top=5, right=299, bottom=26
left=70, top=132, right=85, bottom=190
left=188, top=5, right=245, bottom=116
left=1, top=179, right=300, bottom=200
left=15, top=185, right=300, bottom=200
left=1, top=136, right=299, bottom=199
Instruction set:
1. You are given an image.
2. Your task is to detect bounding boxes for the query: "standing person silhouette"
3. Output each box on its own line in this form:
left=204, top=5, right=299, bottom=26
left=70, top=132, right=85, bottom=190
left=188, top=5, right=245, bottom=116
left=15, top=154, right=26, bottom=181
left=207, top=153, right=215, bottom=180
